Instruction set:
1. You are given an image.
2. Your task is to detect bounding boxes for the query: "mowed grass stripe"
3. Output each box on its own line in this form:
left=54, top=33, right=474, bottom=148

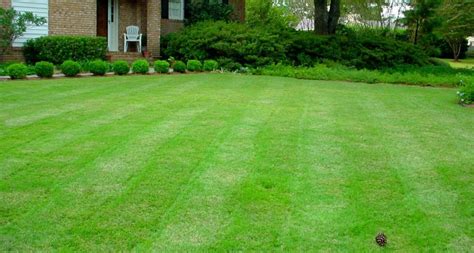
left=146, top=81, right=286, bottom=251
left=0, top=77, right=141, bottom=113
left=57, top=77, right=271, bottom=251
left=0, top=78, right=201, bottom=180
left=370, top=92, right=473, bottom=250
left=0, top=83, right=208, bottom=242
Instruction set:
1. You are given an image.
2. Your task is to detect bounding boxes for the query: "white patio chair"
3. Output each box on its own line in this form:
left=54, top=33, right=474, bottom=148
left=124, top=26, right=142, bottom=53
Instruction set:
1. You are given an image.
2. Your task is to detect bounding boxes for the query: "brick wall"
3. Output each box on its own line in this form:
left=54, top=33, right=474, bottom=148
left=49, top=0, right=97, bottom=36
left=161, top=19, right=184, bottom=36
left=147, top=0, right=161, bottom=57
left=0, top=48, right=25, bottom=62
left=1, top=0, right=10, bottom=8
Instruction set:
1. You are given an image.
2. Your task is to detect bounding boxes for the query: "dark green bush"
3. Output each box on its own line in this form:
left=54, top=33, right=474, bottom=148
left=132, top=59, right=150, bottom=74
left=203, top=60, right=219, bottom=71
left=23, top=36, right=107, bottom=65
left=35, top=61, right=54, bottom=78
left=173, top=61, right=186, bottom=73
left=185, top=1, right=233, bottom=25
left=113, top=61, right=130, bottom=75
left=61, top=60, right=81, bottom=77
left=162, top=21, right=286, bottom=68
left=89, top=60, right=108, bottom=76
left=186, top=60, right=202, bottom=72
left=154, top=60, right=170, bottom=73
left=458, top=82, right=474, bottom=105
left=162, top=21, right=430, bottom=70
left=7, top=63, right=28, bottom=79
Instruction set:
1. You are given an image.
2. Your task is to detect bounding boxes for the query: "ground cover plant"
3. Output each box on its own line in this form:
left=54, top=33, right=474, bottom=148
left=253, top=63, right=474, bottom=87
left=0, top=74, right=472, bottom=251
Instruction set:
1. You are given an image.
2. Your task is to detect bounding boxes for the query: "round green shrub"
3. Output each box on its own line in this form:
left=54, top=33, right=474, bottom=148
left=61, top=60, right=81, bottom=77
left=154, top=60, right=170, bottom=74
left=34, top=61, right=54, bottom=78
left=132, top=59, right=150, bottom=74
left=113, top=60, right=130, bottom=75
left=173, top=60, right=187, bottom=73
left=90, top=60, right=108, bottom=76
left=186, top=60, right=202, bottom=72
left=7, top=63, right=28, bottom=79
left=458, top=82, right=474, bottom=105
left=203, top=60, right=219, bottom=71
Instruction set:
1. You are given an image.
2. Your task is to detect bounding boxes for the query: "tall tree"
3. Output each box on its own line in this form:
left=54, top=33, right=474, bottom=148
left=436, top=0, right=474, bottom=61
left=314, top=0, right=341, bottom=34
left=402, top=0, right=442, bottom=45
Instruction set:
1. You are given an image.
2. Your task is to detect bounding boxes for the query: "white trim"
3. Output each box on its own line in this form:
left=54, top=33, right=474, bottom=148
left=107, top=0, right=119, bottom=51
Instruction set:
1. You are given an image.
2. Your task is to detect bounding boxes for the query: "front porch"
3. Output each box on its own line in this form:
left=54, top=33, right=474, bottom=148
left=97, top=0, right=163, bottom=57
left=96, top=0, right=187, bottom=58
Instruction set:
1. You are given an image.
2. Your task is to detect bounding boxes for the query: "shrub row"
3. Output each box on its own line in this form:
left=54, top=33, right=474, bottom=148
left=23, top=36, right=107, bottom=65
left=162, top=21, right=431, bottom=70
left=5, top=59, right=219, bottom=79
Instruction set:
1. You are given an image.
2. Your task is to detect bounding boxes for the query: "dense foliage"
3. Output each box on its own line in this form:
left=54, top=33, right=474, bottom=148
left=458, top=82, right=474, bottom=105
left=173, top=61, right=187, bottom=73
left=89, top=60, right=108, bottom=76
left=7, top=63, right=28, bottom=79
left=112, top=61, right=130, bottom=75
left=162, top=21, right=430, bottom=70
left=154, top=60, right=170, bottom=74
left=132, top=60, right=150, bottom=74
left=23, top=36, right=107, bottom=65
left=185, top=0, right=234, bottom=25
left=0, top=7, right=46, bottom=55
left=34, top=61, right=54, bottom=78
left=186, top=60, right=203, bottom=72
left=60, top=60, right=81, bottom=77
left=203, top=60, right=219, bottom=71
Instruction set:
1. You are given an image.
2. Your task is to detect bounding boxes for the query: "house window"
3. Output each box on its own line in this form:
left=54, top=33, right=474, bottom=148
left=169, top=0, right=184, bottom=20
left=11, top=0, right=49, bottom=47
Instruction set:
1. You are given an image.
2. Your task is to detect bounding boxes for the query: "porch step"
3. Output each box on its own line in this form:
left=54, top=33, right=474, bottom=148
left=107, top=52, right=151, bottom=63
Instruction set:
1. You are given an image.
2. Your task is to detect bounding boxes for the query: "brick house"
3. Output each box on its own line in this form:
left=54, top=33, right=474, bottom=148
left=1, top=0, right=245, bottom=61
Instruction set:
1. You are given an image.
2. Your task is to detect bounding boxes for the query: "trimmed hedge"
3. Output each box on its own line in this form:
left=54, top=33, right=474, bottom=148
left=7, top=63, right=28, bottom=79
left=90, top=60, right=108, bottom=76
left=35, top=61, right=54, bottom=78
left=173, top=61, right=186, bottom=73
left=24, top=36, right=107, bottom=65
left=154, top=60, right=170, bottom=73
left=187, top=60, right=202, bottom=72
left=61, top=60, right=81, bottom=77
left=203, top=60, right=219, bottom=71
left=113, top=61, right=130, bottom=75
left=132, top=59, right=149, bottom=74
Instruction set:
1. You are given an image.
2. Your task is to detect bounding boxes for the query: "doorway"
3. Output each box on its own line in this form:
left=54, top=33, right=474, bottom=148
left=97, top=0, right=119, bottom=51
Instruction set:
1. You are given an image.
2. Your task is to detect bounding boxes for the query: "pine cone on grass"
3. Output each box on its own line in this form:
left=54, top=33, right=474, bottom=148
left=375, top=233, right=387, bottom=247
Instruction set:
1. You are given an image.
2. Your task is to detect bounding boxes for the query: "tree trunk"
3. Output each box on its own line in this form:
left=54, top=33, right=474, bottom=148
left=414, top=19, right=419, bottom=45
left=314, top=0, right=328, bottom=35
left=447, top=39, right=462, bottom=62
left=314, top=0, right=340, bottom=35
left=327, top=0, right=341, bottom=34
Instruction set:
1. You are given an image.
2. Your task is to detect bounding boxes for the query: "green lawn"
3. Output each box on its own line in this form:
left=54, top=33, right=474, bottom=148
left=439, top=57, right=474, bottom=69
left=0, top=74, right=473, bottom=251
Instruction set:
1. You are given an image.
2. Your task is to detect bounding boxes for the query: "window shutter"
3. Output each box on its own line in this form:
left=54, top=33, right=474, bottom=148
left=162, top=0, right=169, bottom=19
